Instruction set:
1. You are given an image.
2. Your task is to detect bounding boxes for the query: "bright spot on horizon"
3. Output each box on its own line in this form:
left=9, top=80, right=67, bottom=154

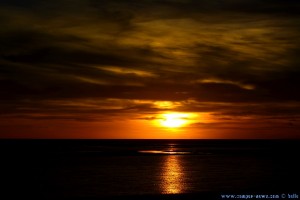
left=160, top=113, right=191, bottom=128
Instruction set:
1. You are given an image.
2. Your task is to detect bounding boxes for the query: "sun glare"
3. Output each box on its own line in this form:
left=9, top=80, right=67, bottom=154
left=160, top=113, right=190, bottom=128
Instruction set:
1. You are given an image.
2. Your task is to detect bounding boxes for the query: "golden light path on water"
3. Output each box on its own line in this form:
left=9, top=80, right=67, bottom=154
left=160, top=149, right=185, bottom=194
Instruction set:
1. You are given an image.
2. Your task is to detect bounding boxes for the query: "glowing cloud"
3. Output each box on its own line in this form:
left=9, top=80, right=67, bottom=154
left=158, top=112, right=197, bottom=128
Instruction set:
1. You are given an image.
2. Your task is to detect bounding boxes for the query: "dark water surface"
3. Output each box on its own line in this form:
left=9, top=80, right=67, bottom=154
left=1, top=140, right=299, bottom=199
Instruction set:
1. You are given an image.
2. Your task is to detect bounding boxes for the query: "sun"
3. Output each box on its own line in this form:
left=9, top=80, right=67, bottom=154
left=160, top=113, right=190, bottom=128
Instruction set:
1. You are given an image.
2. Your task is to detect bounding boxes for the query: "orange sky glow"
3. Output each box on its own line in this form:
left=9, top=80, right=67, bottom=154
left=1, top=0, right=300, bottom=139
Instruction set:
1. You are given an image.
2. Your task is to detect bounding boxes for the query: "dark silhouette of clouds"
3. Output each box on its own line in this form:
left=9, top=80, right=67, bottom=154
left=0, top=0, right=300, bottom=136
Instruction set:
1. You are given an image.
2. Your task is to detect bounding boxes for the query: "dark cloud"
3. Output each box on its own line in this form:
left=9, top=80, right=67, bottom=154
left=0, top=0, right=300, bottom=137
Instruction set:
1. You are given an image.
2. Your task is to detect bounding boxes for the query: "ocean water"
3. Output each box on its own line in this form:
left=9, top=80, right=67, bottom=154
left=1, top=140, right=299, bottom=199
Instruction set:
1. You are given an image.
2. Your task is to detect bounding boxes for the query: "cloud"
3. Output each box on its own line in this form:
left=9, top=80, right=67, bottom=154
left=194, top=78, right=255, bottom=90
left=0, top=0, right=300, bottom=131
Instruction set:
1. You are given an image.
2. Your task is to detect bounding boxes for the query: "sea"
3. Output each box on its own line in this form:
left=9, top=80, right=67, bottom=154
left=1, top=139, right=299, bottom=199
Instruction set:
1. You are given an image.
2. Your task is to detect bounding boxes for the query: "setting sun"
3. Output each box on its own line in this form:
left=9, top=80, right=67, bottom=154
left=160, top=113, right=190, bottom=128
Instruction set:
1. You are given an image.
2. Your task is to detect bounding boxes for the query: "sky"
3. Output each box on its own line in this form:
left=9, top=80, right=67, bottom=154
left=1, top=0, right=300, bottom=139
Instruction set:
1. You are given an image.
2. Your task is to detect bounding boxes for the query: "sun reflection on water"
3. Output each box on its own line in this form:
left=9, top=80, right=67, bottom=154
left=160, top=155, right=184, bottom=194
